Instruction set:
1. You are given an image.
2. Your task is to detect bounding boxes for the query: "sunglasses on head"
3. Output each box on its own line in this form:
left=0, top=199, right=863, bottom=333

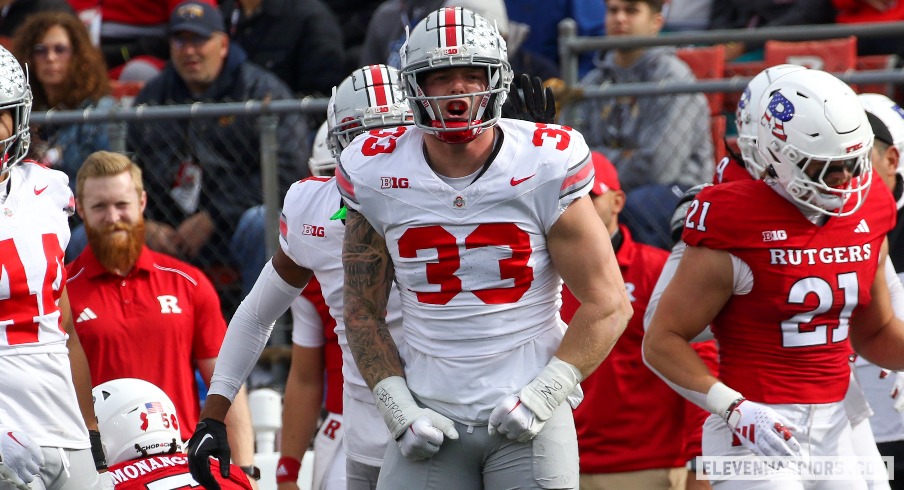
left=33, top=44, right=71, bottom=57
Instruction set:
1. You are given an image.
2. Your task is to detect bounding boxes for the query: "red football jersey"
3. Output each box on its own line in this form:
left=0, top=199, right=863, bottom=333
left=571, top=226, right=691, bottom=472
left=108, top=454, right=251, bottom=489
left=683, top=177, right=896, bottom=403
left=712, top=156, right=752, bottom=185
left=299, top=276, right=343, bottom=414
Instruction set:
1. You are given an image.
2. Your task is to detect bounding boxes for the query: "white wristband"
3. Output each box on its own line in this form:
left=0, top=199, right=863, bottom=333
left=705, top=382, right=744, bottom=418
left=519, top=357, right=583, bottom=422
left=373, top=376, right=420, bottom=440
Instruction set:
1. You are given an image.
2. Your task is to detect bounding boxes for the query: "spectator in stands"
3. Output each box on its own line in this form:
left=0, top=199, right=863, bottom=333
left=709, top=0, right=836, bottom=60
left=220, top=0, right=346, bottom=97
left=13, top=12, right=112, bottom=193
left=576, top=0, right=711, bottom=249
left=67, top=150, right=259, bottom=482
left=94, top=378, right=254, bottom=489
left=563, top=153, right=715, bottom=489
left=67, top=0, right=217, bottom=74
left=833, top=0, right=904, bottom=59
left=504, top=0, right=606, bottom=78
left=321, top=0, right=383, bottom=73
left=359, top=0, right=444, bottom=68
left=0, top=0, right=73, bottom=47
left=127, top=0, right=309, bottom=299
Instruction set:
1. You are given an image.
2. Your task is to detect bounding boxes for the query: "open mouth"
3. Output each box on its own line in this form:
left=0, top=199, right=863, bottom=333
left=446, top=100, right=468, bottom=117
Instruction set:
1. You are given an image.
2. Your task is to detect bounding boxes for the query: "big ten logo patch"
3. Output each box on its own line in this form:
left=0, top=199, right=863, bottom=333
left=381, top=177, right=409, bottom=189
left=302, top=224, right=325, bottom=237
left=157, top=295, right=182, bottom=314
left=321, top=418, right=341, bottom=440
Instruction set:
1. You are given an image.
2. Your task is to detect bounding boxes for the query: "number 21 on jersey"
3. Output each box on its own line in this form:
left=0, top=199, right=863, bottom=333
left=0, top=234, right=65, bottom=345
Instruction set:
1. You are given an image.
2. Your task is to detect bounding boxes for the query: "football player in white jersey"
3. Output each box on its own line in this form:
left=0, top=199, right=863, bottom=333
left=0, top=44, right=110, bottom=489
left=185, top=64, right=412, bottom=490
left=337, top=7, right=632, bottom=489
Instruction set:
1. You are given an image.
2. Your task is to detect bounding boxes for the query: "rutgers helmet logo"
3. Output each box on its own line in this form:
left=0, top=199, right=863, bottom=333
left=762, top=91, right=795, bottom=142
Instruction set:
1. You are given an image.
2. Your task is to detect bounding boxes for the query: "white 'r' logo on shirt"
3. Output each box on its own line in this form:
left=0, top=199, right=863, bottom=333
left=157, top=295, right=182, bottom=314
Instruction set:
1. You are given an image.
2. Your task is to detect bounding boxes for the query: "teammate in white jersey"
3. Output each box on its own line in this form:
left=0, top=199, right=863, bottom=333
left=337, top=7, right=632, bottom=489
left=185, top=64, right=412, bottom=490
left=0, top=44, right=110, bottom=489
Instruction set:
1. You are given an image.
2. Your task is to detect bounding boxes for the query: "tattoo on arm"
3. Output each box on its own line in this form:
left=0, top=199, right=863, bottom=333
left=342, top=209, right=404, bottom=389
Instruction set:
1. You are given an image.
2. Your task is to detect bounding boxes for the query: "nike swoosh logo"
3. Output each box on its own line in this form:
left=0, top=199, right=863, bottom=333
left=195, top=433, right=214, bottom=456
left=34, top=185, right=48, bottom=195
left=7, top=431, right=25, bottom=448
left=510, top=174, right=535, bottom=186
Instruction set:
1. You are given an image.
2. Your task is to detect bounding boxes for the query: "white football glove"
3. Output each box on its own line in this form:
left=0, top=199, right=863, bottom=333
left=886, top=370, right=904, bottom=412
left=488, top=395, right=542, bottom=442
left=373, top=377, right=458, bottom=461
left=0, top=427, right=43, bottom=490
left=488, top=357, right=582, bottom=442
left=724, top=399, right=801, bottom=458
left=99, top=470, right=116, bottom=490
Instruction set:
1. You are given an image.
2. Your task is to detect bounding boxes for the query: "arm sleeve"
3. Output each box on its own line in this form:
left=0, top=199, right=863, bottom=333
left=886, top=257, right=904, bottom=320
left=208, top=261, right=305, bottom=401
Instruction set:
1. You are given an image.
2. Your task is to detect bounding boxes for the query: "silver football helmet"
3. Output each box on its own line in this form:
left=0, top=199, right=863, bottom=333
left=309, top=121, right=336, bottom=176
left=327, top=64, right=411, bottom=157
left=0, top=46, right=31, bottom=176
left=756, top=69, right=873, bottom=217
left=399, top=6, right=513, bottom=144
left=736, top=64, right=806, bottom=179
left=93, top=378, right=183, bottom=466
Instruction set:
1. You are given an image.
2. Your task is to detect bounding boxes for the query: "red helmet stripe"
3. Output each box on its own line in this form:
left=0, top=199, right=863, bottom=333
left=443, top=7, right=459, bottom=48
left=367, top=65, right=389, bottom=107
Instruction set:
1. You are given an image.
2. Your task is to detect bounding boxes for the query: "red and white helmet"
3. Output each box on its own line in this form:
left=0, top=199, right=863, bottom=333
left=93, top=378, right=183, bottom=466
left=327, top=64, right=411, bottom=157
left=735, top=64, right=806, bottom=178
left=0, top=45, right=31, bottom=176
left=399, top=6, right=513, bottom=144
left=756, top=69, right=873, bottom=217
left=309, top=121, right=336, bottom=176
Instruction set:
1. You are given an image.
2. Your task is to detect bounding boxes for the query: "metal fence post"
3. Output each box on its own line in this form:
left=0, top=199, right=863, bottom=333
left=108, top=120, right=127, bottom=153
left=259, top=113, right=280, bottom=259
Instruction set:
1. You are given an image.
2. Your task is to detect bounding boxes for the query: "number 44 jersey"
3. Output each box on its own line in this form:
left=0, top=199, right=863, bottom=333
left=683, top=176, right=896, bottom=405
left=337, top=119, right=595, bottom=423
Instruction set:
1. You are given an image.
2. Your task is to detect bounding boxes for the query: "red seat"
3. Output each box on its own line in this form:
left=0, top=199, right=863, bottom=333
left=764, top=37, right=857, bottom=72
left=711, top=114, right=727, bottom=164
left=855, top=54, right=899, bottom=96
left=677, top=45, right=726, bottom=116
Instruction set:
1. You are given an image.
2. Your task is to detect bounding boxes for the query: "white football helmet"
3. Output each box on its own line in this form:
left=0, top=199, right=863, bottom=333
left=0, top=46, right=31, bottom=176
left=399, top=6, right=513, bottom=144
left=309, top=121, right=336, bottom=176
left=93, top=378, right=183, bottom=466
left=327, top=64, right=411, bottom=157
left=736, top=64, right=807, bottom=179
left=859, top=93, right=904, bottom=153
left=756, top=69, right=873, bottom=217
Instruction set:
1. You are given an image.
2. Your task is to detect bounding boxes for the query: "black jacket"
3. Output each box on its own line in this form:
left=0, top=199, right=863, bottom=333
left=128, top=46, right=309, bottom=236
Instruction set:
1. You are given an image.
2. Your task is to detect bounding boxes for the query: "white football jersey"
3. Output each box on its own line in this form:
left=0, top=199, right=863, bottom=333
left=280, top=176, right=403, bottom=403
left=0, top=162, right=87, bottom=448
left=337, top=119, right=594, bottom=422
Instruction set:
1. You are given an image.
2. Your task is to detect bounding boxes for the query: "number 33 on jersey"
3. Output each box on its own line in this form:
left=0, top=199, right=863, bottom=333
left=336, top=119, right=594, bottom=354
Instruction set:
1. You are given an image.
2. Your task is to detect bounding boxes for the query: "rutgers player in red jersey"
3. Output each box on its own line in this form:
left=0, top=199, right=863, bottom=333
left=93, top=378, right=252, bottom=490
left=645, top=69, right=904, bottom=488
left=0, top=44, right=112, bottom=489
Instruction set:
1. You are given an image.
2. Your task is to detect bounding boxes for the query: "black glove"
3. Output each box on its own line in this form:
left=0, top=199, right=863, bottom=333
left=88, top=430, right=107, bottom=471
left=501, top=73, right=557, bottom=124
left=186, top=419, right=230, bottom=490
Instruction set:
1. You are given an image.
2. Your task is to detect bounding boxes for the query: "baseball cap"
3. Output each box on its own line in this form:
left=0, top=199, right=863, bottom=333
left=590, top=151, right=620, bottom=196
left=170, top=1, right=224, bottom=38
left=866, top=111, right=894, bottom=147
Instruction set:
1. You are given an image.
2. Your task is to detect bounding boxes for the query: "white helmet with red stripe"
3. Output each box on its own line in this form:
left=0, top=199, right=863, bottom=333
left=309, top=121, right=335, bottom=176
left=327, top=64, right=411, bottom=158
left=93, top=378, right=183, bottom=465
left=0, top=45, right=31, bottom=176
left=400, top=6, right=513, bottom=144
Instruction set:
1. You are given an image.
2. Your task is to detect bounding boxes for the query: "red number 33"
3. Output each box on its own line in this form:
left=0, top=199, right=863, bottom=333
left=361, top=126, right=408, bottom=156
